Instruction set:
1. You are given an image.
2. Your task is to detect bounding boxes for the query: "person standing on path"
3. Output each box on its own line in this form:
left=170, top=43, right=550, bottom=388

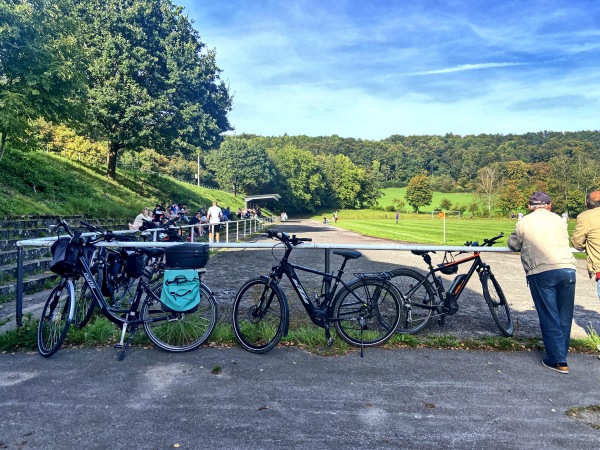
left=507, top=191, right=577, bottom=374
left=572, top=191, right=600, bottom=300
left=207, top=200, right=223, bottom=243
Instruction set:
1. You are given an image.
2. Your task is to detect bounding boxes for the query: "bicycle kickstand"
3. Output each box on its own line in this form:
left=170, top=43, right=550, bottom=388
left=117, top=325, right=139, bottom=361
left=324, top=323, right=334, bottom=347
left=359, top=316, right=366, bottom=358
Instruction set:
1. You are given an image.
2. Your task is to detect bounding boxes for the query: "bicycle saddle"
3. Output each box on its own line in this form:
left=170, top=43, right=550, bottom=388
left=411, top=250, right=435, bottom=256
left=333, top=249, right=362, bottom=260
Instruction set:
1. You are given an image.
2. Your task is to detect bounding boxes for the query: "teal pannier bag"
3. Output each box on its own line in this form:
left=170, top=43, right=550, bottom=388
left=160, top=269, right=201, bottom=313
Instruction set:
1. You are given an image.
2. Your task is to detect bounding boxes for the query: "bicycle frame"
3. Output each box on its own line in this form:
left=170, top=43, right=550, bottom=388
left=406, top=250, right=490, bottom=314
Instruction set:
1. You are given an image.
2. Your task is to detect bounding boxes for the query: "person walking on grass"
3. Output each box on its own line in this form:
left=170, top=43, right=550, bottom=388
left=508, top=191, right=576, bottom=374
left=207, top=200, right=223, bottom=243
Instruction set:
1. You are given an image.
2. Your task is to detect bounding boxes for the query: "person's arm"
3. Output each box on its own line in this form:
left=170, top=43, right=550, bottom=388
left=507, top=225, right=522, bottom=251
left=571, top=218, right=587, bottom=251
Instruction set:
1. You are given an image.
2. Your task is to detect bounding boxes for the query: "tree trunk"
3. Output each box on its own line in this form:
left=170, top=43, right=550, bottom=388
left=106, top=141, right=120, bottom=180
left=0, top=132, right=7, bottom=162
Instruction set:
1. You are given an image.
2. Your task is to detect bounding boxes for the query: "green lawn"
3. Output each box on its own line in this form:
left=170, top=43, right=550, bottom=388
left=377, top=188, right=476, bottom=213
left=317, top=212, right=512, bottom=245
left=314, top=209, right=581, bottom=247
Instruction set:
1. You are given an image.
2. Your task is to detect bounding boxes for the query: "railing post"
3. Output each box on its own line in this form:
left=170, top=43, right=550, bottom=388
left=225, top=222, right=229, bottom=243
left=324, top=248, right=331, bottom=295
left=16, top=245, right=24, bottom=327
left=236, top=221, right=239, bottom=242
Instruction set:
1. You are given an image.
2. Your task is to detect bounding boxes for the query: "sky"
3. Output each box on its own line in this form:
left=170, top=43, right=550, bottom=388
left=177, top=0, right=600, bottom=140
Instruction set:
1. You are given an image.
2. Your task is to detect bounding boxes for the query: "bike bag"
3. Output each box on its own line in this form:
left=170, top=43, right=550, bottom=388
left=165, top=243, right=209, bottom=268
left=121, top=249, right=147, bottom=278
left=50, top=236, right=94, bottom=276
left=159, top=269, right=201, bottom=313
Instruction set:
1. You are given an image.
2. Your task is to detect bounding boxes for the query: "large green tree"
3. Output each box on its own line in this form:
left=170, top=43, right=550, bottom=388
left=268, top=145, right=325, bottom=213
left=75, top=0, right=232, bottom=179
left=405, top=172, right=432, bottom=213
left=205, top=138, right=272, bottom=197
left=0, top=0, right=85, bottom=161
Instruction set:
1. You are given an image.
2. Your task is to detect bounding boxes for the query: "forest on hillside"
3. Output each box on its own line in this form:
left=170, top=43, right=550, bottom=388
left=3, top=1, right=599, bottom=217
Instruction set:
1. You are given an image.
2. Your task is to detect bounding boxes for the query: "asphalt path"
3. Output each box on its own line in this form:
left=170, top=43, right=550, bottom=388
left=1, top=347, right=599, bottom=449
left=1, top=219, right=600, bottom=449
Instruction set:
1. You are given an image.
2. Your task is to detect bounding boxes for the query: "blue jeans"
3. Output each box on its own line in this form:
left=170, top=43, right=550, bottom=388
left=527, top=269, right=576, bottom=365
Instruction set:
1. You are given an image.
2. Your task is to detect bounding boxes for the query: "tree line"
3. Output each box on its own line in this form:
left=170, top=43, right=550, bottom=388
left=3, top=1, right=599, bottom=216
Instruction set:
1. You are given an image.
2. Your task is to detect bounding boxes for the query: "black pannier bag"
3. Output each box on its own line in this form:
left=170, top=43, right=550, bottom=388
left=50, top=236, right=95, bottom=276
left=165, top=243, right=209, bottom=269
left=121, top=249, right=147, bottom=278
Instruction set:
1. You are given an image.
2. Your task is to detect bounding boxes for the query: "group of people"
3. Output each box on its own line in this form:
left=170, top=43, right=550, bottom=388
left=508, top=190, right=600, bottom=374
left=129, top=200, right=239, bottom=243
left=236, top=207, right=262, bottom=219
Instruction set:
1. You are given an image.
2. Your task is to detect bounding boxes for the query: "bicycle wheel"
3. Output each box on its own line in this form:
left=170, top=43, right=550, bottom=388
left=388, top=268, right=437, bottom=334
left=73, top=268, right=100, bottom=329
left=142, top=282, right=218, bottom=352
left=108, top=274, right=137, bottom=310
left=481, top=271, right=514, bottom=337
left=332, top=279, right=401, bottom=347
left=38, top=279, right=74, bottom=357
left=232, top=277, right=285, bottom=354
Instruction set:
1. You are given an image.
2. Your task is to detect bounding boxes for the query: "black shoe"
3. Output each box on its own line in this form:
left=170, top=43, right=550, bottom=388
left=542, top=359, right=569, bottom=374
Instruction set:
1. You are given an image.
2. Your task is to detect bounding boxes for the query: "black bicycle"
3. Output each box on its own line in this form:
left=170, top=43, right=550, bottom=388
left=38, top=219, right=218, bottom=359
left=231, top=230, right=402, bottom=355
left=388, top=232, right=513, bottom=337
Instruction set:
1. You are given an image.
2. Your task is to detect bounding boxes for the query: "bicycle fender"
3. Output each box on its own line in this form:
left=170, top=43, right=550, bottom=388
left=257, top=275, right=290, bottom=337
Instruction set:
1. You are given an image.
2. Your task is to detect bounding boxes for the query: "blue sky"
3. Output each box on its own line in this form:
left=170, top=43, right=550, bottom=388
left=178, top=0, right=600, bottom=139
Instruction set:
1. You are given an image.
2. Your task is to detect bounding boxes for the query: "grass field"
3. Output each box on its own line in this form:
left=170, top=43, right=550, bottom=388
left=314, top=209, right=579, bottom=247
left=377, top=188, right=476, bottom=213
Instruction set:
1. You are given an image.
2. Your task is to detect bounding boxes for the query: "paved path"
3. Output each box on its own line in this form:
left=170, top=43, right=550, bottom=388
left=1, top=347, right=599, bottom=449
left=1, top=219, right=600, bottom=449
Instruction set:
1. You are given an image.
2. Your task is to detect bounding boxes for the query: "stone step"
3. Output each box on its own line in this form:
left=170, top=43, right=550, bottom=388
left=0, top=272, right=59, bottom=297
left=0, top=258, right=53, bottom=279
left=0, top=247, right=51, bottom=266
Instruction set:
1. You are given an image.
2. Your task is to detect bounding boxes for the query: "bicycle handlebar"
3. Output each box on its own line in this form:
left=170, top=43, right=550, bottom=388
left=266, top=229, right=312, bottom=247
left=464, top=232, right=504, bottom=248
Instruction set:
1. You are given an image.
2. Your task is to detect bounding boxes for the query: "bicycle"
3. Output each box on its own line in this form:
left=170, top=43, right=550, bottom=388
left=38, top=219, right=218, bottom=359
left=388, top=232, right=513, bottom=337
left=231, top=229, right=402, bottom=356
left=72, top=221, right=141, bottom=328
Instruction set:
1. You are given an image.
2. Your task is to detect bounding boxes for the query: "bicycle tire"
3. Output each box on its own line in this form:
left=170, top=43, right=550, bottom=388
left=481, top=271, right=514, bottom=337
left=388, top=268, right=437, bottom=334
left=142, top=281, right=218, bottom=352
left=332, top=279, right=401, bottom=347
left=232, top=277, right=286, bottom=354
left=38, top=279, right=74, bottom=357
left=74, top=267, right=101, bottom=329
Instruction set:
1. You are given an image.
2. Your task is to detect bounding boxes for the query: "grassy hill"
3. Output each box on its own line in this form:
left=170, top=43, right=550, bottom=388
left=377, top=188, right=476, bottom=213
left=0, top=150, right=245, bottom=219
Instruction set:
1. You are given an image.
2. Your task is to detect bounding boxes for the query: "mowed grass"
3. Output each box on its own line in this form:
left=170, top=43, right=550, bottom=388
left=315, top=210, right=517, bottom=245
left=377, top=188, right=476, bottom=212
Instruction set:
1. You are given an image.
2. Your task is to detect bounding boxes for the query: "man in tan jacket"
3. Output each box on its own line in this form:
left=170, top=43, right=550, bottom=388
left=572, top=191, right=600, bottom=300
left=508, top=192, right=576, bottom=374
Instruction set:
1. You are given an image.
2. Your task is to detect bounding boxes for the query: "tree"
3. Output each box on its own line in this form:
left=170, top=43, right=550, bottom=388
left=0, top=0, right=86, bottom=161
left=267, top=145, right=325, bottom=213
left=75, top=0, right=232, bottom=179
left=438, top=198, right=452, bottom=211
left=478, top=165, right=504, bottom=217
left=318, top=153, right=368, bottom=209
left=405, top=172, right=432, bottom=213
left=496, top=184, right=526, bottom=216
left=205, top=138, right=272, bottom=197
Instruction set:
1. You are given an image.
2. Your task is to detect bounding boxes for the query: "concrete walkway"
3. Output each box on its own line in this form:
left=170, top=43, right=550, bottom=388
left=1, top=219, right=600, bottom=449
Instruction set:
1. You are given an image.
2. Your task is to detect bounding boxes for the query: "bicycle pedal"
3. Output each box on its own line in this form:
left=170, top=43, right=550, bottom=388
left=327, top=337, right=334, bottom=346
left=113, top=343, right=123, bottom=349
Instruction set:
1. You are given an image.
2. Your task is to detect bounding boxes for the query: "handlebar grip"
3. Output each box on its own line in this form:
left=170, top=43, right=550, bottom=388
left=298, top=238, right=312, bottom=242
left=80, top=220, right=99, bottom=232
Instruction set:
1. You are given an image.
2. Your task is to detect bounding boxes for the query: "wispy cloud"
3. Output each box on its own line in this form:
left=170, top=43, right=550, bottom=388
left=409, top=62, right=529, bottom=76
left=179, top=0, right=600, bottom=137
